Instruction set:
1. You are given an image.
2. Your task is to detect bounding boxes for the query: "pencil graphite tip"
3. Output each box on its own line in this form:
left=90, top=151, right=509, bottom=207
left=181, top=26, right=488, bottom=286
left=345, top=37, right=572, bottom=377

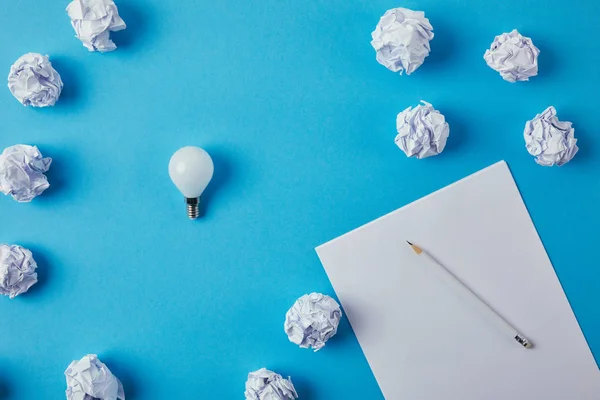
left=407, top=241, right=423, bottom=255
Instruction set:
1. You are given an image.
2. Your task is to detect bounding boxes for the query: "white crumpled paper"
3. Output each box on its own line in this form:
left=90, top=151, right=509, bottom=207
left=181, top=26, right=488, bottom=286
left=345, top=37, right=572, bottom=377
left=0, top=244, right=38, bottom=299
left=371, top=7, right=434, bottom=75
left=7, top=53, right=63, bottom=107
left=0, top=145, right=52, bottom=202
left=395, top=101, right=449, bottom=159
left=284, top=293, right=342, bottom=351
left=524, top=106, right=578, bottom=166
left=65, top=354, right=125, bottom=400
left=66, top=0, right=126, bottom=52
left=484, top=29, right=539, bottom=82
left=245, top=368, right=298, bottom=400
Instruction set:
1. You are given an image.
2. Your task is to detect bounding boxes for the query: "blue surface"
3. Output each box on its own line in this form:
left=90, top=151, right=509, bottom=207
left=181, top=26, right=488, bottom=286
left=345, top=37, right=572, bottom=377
left=1, top=0, right=599, bottom=398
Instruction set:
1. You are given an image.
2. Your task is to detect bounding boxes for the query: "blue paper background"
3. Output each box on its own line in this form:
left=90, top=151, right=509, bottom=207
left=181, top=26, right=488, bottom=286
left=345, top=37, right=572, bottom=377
left=1, top=0, right=599, bottom=398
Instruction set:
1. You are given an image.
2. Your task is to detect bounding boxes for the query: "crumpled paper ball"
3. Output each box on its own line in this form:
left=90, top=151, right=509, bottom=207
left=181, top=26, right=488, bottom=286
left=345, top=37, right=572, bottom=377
left=0, top=244, right=38, bottom=299
left=65, top=354, right=125, bottom=400
left=0, top=145, right=52, bottom=202
left=244, top=368, right=298, bottom=400
left=395, top=101, right=449, bottom=159
left=524, top=106, right=578, bottom=166
left=483, top=29, right=539, bottom=82
left=7, top=53, right=63, bottom=107
left=370, top=8, right=434, bottom=75
left=284, top=293, right=342, bottom=351
left=66, top=0, right=127, bottom=52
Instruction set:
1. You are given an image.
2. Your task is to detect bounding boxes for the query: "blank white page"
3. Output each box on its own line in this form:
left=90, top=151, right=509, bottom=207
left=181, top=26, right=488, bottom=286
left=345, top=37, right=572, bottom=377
left=316, top=161, right=600, bottom=400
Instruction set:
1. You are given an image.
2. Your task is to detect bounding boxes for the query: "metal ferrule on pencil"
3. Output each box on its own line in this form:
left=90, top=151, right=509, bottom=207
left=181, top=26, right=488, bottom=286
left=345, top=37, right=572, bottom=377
left=515, top=334, right=533, bottom=349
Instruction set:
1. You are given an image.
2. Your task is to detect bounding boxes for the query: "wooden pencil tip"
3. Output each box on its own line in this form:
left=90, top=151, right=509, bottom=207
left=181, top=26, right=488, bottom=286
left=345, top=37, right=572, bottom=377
left=407, top=241, right=423, bottom=255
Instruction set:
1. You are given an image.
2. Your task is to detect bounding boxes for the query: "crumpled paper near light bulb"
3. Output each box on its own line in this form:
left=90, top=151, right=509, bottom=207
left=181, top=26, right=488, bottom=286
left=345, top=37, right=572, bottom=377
left=0, top=244, right=38, bottom=299
left=524, top=106, right=578, bottom=166
left=370, top=7, right=434, bottom=75
left=284, top=293, right=342, bottom=351
left=66, top=0, right=126, bottom=52
left=0, top=145, right=52, bottom=202
left=245, top=368, right=298, bottom=400
left=7, top=53, right=63, bottom=107
left=395, top=101, right=449, bottom=159
left=65, top=354, right=125, bottom=400
left=484, top=29, right=539, bottom=82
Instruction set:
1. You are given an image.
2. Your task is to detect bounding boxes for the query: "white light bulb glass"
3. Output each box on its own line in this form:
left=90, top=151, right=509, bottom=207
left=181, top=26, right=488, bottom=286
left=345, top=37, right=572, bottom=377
left=169, top=146, right=214, bottom=198
left=169, top=146, right=214, bottom=219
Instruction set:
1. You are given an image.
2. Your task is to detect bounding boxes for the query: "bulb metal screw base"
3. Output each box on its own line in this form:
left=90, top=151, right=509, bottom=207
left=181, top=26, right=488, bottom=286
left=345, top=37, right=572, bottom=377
left=186, top=197, right=200, bottom=220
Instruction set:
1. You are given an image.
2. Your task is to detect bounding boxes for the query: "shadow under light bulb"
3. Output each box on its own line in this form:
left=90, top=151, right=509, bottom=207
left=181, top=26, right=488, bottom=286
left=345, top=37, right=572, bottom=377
left=169, top=146, right=214, bottom=220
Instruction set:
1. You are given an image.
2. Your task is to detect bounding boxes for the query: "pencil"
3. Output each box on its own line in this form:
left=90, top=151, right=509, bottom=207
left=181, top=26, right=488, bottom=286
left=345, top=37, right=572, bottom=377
left=407, top=241, right=533, bottom=349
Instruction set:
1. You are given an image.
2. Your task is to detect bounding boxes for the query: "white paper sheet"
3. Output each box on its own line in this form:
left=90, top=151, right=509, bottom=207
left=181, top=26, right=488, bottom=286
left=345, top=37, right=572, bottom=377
left=316, top=161, right=600, bottom=400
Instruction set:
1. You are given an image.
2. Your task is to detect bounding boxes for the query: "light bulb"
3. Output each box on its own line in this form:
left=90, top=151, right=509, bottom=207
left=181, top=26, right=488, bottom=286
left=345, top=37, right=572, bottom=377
left=169, top=146, right=214, bottom=220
